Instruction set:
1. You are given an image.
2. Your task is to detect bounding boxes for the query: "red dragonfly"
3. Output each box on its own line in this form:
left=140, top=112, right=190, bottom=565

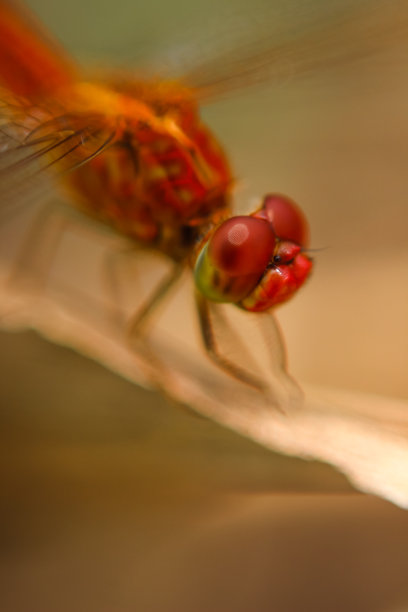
left=0, top=0, right=405, bottom=408
left=0, top=0, right=317, bottom=403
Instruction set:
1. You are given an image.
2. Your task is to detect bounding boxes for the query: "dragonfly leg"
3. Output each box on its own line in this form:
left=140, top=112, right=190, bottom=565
left=125, top=263, right=184, bottom=388
left=127, top=263, right=184, bottom=338
left=257, top=312, right=303, bottom=406
left=101, top=244, right=140, bottom=330
left=195, top=291, right=268, bottom=393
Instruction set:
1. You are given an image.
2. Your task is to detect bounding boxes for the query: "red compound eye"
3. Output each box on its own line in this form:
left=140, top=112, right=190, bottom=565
left=208, top=216, right=276, bottom=276
left=255, top=194, right=310, bottom=247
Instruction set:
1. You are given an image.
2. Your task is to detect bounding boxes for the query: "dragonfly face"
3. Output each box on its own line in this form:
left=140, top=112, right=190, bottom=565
left=194, top=194, right=312, bottom=310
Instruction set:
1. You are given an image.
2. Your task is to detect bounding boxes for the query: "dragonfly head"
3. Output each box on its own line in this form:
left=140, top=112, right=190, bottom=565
left=194, top=194, right=313, bottom=311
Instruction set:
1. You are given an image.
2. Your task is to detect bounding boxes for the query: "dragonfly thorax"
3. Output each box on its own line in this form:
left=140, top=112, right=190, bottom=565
left=66, top=80, right=233, bottom=259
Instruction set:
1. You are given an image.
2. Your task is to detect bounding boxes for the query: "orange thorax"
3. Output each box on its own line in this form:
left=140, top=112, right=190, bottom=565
left=65, top=80, right=233, bottom=257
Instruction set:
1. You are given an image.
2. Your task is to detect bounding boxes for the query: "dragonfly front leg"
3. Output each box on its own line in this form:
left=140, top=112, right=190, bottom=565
left=195, top=291, right=268, bottom=394
left=257, top=311, right=303, bottom=407
left=195, top=292, right=303, bottom=412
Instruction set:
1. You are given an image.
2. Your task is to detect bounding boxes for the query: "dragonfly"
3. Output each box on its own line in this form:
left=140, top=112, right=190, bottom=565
left=1, top=0, right=408, bottom=506
left=0, top=0, right=317, bottom=407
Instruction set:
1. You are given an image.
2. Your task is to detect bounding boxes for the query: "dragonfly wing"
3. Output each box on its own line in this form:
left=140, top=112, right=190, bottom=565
left=0, top=94, right=117, bottom=220
left=180, top=0, right=408, bottom=100
left=0, top=2, right=117, bottom=210
left=0, top=99, right=116, bottom=173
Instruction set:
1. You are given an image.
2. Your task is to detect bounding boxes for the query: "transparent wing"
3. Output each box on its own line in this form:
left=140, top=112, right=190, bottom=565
left=0, top=91, right=116, bottom=223
left=0, top=112, right=116, bottom=174
left=138, top=0, right=408, bottom=100
left=0, top=1, right=116, bottom=218
left=0, top=93, right=116, bottom=177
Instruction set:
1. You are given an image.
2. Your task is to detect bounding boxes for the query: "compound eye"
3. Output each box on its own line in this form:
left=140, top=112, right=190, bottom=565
left=208, top=216, right=276, bottom=276
left=260, top=194, right=310, bottom=247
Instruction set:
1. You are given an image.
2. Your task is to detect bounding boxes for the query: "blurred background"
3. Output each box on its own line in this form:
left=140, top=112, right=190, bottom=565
left=1, top=0, right=408, bottom=610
